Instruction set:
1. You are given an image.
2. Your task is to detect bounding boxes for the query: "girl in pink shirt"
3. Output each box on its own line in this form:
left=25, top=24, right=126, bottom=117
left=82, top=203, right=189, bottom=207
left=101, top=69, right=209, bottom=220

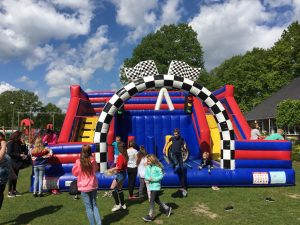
left=72, top=145, right=101, bottom=225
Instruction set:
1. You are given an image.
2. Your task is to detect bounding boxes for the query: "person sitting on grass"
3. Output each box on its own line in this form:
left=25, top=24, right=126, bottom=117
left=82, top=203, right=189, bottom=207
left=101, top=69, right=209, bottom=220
left=142, top=154, right=172, bottom=222
left=31, top=137, right=52, bottom=197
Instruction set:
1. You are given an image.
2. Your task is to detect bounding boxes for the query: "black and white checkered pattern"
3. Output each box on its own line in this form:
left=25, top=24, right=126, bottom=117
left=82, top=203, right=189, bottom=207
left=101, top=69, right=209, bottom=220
left=124, top=60, right=159, bottom=81
left=94, top=75, right=235, bottom=172
left=167, top=60, right=201, bottom=81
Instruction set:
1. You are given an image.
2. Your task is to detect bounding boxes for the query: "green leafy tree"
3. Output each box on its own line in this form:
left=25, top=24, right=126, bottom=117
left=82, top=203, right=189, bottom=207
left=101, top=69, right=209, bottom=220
left=209, top=48, right=271, bottom=112
left=121, top=23, right=204, bottom=85
left=0, top=90, right=42, bottom=129
left=35, top=103, right=65, bottom=131
left=270, top=21, right=300, bottom=82
left=276, top=99, right=300, bottom=128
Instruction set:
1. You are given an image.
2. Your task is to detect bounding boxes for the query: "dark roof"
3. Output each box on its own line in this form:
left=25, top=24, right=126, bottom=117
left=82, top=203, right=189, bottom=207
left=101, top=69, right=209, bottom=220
left=245, top=77, right=300, bottom=120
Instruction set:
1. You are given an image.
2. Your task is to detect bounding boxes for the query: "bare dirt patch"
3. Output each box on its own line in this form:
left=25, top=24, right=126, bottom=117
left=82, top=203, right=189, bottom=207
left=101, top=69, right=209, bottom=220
left=286, top=193, right=300, bottom=199
left=191, top=203, right=218, bottom=219
left=154, top=219, right=164, bottom=224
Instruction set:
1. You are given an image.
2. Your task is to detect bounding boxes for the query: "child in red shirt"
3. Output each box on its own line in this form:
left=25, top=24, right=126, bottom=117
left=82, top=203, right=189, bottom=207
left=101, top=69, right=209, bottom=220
left=107, top=141, right=128, bottom=212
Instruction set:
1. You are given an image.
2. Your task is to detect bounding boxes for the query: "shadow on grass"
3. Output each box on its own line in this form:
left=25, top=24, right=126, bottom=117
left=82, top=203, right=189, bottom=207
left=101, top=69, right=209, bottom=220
left=102, top=208, right=129, bottom=225
left=0, top=205, right=63, bottom=225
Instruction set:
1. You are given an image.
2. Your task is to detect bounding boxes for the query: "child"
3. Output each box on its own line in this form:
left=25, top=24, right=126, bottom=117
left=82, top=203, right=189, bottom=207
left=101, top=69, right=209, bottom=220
left=143, top=154, right=172, bottom=222
left=72, top=145, right=102, bottom=225
left=198, top=152, right=213, bottom=174
left=127, top=141, right=138, bottom=199
left=137, top=145, right=150, bottom=200
left=108, top=142, right=128, bottom=212
left=111, top=136, right=121, bottom=164
left=31, top=137, right=52, bottom=197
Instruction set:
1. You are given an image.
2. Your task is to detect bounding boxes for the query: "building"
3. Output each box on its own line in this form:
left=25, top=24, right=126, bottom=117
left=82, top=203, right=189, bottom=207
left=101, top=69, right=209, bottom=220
left=245, top=77, right=300, bottom=138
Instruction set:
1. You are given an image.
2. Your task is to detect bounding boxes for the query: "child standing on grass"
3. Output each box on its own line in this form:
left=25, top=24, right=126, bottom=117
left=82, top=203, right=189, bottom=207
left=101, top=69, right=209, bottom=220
left=31, top=137, right=52, bottom=197
left=137, top=145, right=150, bottom=200
left=108, top=141, right=128, bottom=212
left=143, top=154, right=172, bottom=222
left=72, top=145, right=102, bottom=225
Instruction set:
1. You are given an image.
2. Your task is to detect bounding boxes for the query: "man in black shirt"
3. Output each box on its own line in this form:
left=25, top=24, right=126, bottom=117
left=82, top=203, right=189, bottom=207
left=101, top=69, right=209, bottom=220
left=163, top=128, right=187, bottom=197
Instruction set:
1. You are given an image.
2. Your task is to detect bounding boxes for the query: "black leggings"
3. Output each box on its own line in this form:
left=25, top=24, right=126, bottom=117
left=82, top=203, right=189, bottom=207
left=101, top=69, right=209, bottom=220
left=0, top=183, right=6, bottom=209
left=127, top=167, right=137, bottom=197
left=8, top=167, right=19, bottom=192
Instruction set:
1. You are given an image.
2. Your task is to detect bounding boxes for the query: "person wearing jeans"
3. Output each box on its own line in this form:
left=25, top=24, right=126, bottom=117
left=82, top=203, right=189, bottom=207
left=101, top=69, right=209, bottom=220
left=81, top=190, right=101, bottom=224
left=31, top=137, right=52, bottom=197
left=72, top=145, right=101, bottom=225
left=163, top=128, right=188, bottom=196
left=33, top=166, right=45, bottom=196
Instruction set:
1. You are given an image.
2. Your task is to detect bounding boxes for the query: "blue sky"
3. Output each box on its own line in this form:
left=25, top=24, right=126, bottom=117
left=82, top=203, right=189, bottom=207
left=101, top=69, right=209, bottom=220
left=0, top=0, right=299, bottom=111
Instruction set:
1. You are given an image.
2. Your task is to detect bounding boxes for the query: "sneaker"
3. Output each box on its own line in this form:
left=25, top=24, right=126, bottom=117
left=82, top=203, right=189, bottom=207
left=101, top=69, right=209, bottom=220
left=111, top=204, right=121, bottom=212
left=166, top=207, right=172, bottom=217
left=182, top=189, right=188, bottom=197
left=121, top=204, right=127, bottom=210
left=142, top=215, right=154, bottom=222
left=7, top=192, right=16, bottom=198
left=13, top=191, right=22, bottom=196
left=38, top=193, right=44, bottom=197
left=51, top=189, right=60, bottom=195
left=211, top=186, right=220, bottom=191
left=33, top=193, right=38, bottom=197
left=198, top=166, right=202, bottom=170
left=224, top=205, right=234, bottom=211
left=265, top=197, right=275, bottom=202
left=208, top=169, right=211, bottom=174
left=74, top=195, right=80, bottom=200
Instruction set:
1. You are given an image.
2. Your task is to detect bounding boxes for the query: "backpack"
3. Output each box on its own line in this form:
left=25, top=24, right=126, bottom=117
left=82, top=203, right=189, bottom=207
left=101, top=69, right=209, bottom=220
left=69, top=180, right=80, bottom=195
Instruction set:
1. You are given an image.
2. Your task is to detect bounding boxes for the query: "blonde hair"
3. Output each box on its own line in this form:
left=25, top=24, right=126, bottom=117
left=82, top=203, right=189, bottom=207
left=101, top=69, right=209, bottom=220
left=32, top=137, right=45, bottom=154
left=146, top=154, right=163, bottom=169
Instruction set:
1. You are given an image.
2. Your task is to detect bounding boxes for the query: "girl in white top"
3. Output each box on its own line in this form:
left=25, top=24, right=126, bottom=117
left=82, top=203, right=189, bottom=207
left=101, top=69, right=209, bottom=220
left=127, top=141, right=138, bottom=199
left=137, top=146, right=150, bottom=200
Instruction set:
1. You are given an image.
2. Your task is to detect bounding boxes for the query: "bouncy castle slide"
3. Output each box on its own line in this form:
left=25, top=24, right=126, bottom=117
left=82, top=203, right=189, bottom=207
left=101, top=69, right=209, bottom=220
left=31, top=85, right=295, bottom=191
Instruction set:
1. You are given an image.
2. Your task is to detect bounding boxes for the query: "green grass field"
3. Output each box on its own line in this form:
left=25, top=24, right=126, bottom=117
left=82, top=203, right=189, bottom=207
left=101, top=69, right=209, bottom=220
left=1, top=162, right=300, bottom=225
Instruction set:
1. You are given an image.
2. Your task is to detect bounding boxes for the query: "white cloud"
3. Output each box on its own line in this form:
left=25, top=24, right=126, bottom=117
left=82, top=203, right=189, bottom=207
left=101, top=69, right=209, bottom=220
left=45, top=25, right=118, bottom=100
left=0, top=0, right=92, bottom=61
left=17, top=75, right=38, bottom=88
left=160, top=0, right=183, bottom=26
left=0, top=81, right=18, bottom=94
left=110, top=0, right=183, bottom=42
left=189, top=0, right=288, bottom=70
left=56, top=96, right=70, bottom=113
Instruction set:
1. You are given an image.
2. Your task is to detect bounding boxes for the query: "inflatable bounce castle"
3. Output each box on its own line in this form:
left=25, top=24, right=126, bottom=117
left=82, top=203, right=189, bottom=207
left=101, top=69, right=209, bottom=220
left=32, top=60, right=295, bottom=191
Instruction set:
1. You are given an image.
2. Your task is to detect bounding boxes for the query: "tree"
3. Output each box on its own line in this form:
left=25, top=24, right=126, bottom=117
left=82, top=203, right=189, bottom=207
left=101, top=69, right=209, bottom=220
left=276, top=99, right=300, bottom=128
left=270, top=21, right=300, bottom=81
left=209, top=48, right=271, bottom=112
left=0, top=90, right=42, bottom=128
left=34, top=103, right=65, bottom=131
left=121, top=23, right=204, bottom=85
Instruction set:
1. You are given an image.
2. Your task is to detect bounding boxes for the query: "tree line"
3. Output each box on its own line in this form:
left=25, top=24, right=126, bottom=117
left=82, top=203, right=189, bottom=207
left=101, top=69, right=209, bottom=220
left=122, top=22, right=300, bottom=128
left=0, top=90, right=65, bottom=131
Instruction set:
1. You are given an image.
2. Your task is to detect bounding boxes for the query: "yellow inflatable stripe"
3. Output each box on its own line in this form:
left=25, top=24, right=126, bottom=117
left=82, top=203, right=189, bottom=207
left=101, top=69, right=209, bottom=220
left=206, top=115, right=221, bottom=160
left=77, top=116, right=99, bottom=142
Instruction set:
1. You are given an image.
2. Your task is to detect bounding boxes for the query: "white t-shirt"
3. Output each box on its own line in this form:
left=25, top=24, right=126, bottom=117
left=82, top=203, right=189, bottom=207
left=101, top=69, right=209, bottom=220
left=127, top=148, right=138, bottom=168
left=137, top=157, right=147, bottom=178
left=250, top=129, right=261, bottom=140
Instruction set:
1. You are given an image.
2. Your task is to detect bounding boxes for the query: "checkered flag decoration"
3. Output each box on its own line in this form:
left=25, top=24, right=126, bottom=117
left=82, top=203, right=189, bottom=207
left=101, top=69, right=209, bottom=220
left=124, top=60, right=159, bottom=81
left=168, top=60, right=201, bottom=81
